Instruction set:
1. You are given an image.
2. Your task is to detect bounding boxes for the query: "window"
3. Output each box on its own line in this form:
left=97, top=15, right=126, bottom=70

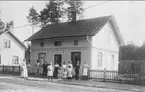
left=4, top=39, right=11, bottom=48
left=12, top=56, right=19, bottom=64
left=38, top=53, right=46, bottom=64
left=54, top=41, right=62, bottom=46
left=0, top=55, right=1, bottom=64
left=74, top=40, right=78, bottom=45
left=97, top=52, right=103, bottom=67
left=111, top=54, right=115, bottom=68
left=40, top=42, right=44, bottom=47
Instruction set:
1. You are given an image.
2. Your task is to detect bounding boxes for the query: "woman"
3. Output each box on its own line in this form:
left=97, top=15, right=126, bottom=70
left=53, top=63, right=59, bottom=79
left=67, top=61, right=73, bottom=81
left=75, top=61, right=80, bottom=80
left=47, top=62, right=53, bottom=81
left=20, top=59, right=28, bottom=79
left=82, top=61, right=89, bottom=80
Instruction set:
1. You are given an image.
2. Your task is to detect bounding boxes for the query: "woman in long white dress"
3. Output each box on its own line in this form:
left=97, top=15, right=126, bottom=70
left=20, top=59, right=28, bottom=79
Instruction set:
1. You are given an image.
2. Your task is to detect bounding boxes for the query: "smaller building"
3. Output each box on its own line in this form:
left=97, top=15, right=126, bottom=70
left=0, top=30, right=26, bottom=65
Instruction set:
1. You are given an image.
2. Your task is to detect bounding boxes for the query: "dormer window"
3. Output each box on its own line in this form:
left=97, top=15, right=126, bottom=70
left=54, top=41, right=62, bottom=46
left=40, top=42, right=44, bottom=47
left=74, top=40, right=78, bottom=45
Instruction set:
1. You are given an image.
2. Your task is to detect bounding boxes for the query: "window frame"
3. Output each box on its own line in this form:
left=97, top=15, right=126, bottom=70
left=40, top=42, right=44, bottom=47
left=54, top=41, right=62, bottom=46
left=12, top=56, right=19, bottom=65
left=74, top=40, right=78, bottom=45
left=4, top=39, right=11, bottom=48
left=97, top=52, right=103, bottom=67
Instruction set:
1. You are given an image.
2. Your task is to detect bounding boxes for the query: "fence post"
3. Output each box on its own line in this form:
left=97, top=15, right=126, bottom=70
left=103, top=68, right=106, bottom=82
left=3, top=65, right=4, bottom=74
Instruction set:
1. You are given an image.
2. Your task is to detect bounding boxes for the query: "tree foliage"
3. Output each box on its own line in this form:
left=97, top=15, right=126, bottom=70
left=0, top=19, right=14, bottom=31
left=120, top=43, right=145, bottom=60
left=27, top=0, right=84, bottom=28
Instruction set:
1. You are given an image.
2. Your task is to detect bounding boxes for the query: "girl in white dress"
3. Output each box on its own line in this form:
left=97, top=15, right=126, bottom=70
left=82, top=61, right=89, bottom=80
left=47, top=62, right=53, bottom=81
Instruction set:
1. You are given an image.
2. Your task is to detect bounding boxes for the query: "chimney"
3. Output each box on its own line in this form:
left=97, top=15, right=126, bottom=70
left=69, top=6, right=77, bottom=22
left=71, top=10, right=76, bottom=22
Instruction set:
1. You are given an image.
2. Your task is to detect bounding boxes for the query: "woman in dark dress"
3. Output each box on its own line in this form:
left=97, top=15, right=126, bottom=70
left=53, top=63, right=59, bottom=79
left=75, top=61, right=80, bottom=80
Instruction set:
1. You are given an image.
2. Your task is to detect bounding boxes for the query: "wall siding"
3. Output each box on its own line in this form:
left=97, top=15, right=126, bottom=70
left=0, top=33, right=25, bottom=65
left=91, top=22, right=119, bottom=70
left=30, top=37, right=91, bottom=73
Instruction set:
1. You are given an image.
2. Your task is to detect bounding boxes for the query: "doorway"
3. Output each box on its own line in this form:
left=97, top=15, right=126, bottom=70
left=54, top=54, right=62, bottom=66
left=71, top=52, right=81, bottom=68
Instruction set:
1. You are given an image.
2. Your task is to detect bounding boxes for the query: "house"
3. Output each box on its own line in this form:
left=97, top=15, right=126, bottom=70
left=26, top=15, right=124, bottom=74
left=0, top=31, right=26, bottom=65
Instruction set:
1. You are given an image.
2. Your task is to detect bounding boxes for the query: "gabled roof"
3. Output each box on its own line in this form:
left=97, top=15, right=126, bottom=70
left=26, top=15, right=124, bottom=46
left=0, top=31, right=27, bottom=49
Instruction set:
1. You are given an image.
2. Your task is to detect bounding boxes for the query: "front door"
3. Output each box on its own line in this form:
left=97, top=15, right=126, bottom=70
left=54, top=54, right=62, bottom=66
left=71, top=52, right=81, bottom=68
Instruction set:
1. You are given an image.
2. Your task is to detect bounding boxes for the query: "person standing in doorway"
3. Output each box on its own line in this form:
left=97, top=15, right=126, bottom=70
left=82, top=61, right=89, bottom=80
left=42, top=61, right=48, bottom=78
left=47, top=62, right=53, bottom=81
left=53, top=63, right=59, bottom=79
left=67, top=61, right=73, bottom=81
left=75, top=61, right=80, bottom=80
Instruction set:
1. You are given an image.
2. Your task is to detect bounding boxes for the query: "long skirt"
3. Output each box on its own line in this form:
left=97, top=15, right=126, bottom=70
left=53, top=67, right=59, bottom=78
left=23, top=67, right=28, bottom=78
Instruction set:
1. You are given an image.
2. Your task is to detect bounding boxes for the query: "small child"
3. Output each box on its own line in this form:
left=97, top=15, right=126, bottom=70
left=62, top=69, right=67, bottom=81
left=58, top=67, right=62, bottom=81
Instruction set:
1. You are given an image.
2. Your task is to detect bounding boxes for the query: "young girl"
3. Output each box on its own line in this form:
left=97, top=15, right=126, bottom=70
left=57, top=67, right=62, bottom=81
left=62, top=62, right=67, bottom=81
left=47, top=62, right=53, bottom=81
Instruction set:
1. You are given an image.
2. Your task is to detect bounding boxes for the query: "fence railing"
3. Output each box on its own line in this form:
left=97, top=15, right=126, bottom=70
left=0, top=65, right=21, bottom=74
left=1, top=65, right=145, bottom=85
left=89, top=69, right=118, bottom=82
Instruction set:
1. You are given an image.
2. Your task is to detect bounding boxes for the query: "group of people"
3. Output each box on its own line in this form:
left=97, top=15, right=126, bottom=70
left=20, top=59, right=89, bottom=81
left=36, top=60, right=89, bottom=81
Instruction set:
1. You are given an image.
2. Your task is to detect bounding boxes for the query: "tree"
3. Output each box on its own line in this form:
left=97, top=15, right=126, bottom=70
left=39, top=0, right=65, bottom=27
left=27, top=6, right=40, bottom=27
left=64, top=0, right=84, bottom=21
left=5, top=21, right=14, bottom=31
left=0, top=19, right=14, bottom=32
left=27, top=0, right=84, bottom=28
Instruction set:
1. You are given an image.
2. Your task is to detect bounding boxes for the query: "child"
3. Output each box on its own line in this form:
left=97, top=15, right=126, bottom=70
left=62, top=69, right=67, bottom=81
left=58, top=67, right=62, bottom=81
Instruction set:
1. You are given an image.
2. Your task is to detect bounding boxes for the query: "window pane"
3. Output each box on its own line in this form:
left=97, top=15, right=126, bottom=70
left=98, top=52, right=103, bottom=67
left=74, top=40, right=78, bottom=45
left=54, top=41, right=61, bottom=46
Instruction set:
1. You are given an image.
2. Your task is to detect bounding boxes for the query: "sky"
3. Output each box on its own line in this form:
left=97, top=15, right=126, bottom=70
left=0, top=1, right=145, bottom=46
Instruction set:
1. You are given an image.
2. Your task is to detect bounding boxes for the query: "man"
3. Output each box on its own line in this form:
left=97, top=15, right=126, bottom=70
left=42, top=61, right=48, bottom=78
